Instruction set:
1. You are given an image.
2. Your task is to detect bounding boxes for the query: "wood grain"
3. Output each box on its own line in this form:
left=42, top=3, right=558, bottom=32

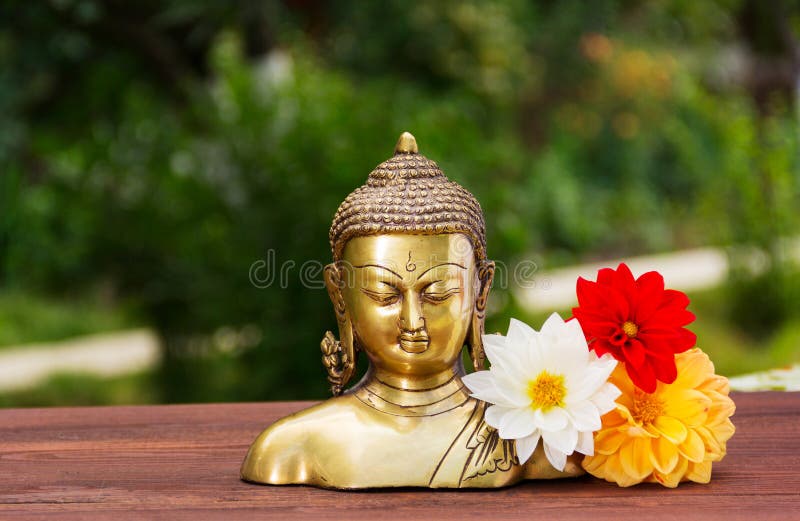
left=0, top=392, right=798, bottom=520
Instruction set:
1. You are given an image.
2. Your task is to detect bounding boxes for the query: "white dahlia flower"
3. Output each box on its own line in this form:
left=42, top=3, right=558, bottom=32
left=462, top=313, right=620, bottom=470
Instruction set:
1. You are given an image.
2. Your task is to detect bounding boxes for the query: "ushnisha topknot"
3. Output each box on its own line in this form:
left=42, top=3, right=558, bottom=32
left=329, top=132, right=487, bottom=261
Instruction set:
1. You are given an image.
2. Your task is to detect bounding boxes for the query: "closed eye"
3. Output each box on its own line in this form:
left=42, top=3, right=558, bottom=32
left=361, top=288, right=401, bottom=305
left=421, top=287, right=460, bottom=304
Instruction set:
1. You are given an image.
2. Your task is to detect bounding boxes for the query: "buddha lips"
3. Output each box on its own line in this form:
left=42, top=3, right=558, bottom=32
left=571, top=263, right=697, bottom=394
left=399, top=330, right=430, bottom=353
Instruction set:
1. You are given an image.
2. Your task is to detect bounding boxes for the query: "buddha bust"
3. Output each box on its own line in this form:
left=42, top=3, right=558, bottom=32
left=240, top=132, right=584, bottom=488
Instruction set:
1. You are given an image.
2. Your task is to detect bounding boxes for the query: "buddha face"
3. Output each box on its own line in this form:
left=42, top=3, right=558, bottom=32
left=339, top=233, right=477, bottom=377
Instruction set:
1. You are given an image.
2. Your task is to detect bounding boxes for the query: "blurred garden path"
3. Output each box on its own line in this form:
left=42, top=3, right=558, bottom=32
left=515, top=238, right=800, bottom=312
left=514, top=246, right=729, bottom=312
left=0, top=330, right=160, bottom=392
left=727, top=366, right=800, bottom=392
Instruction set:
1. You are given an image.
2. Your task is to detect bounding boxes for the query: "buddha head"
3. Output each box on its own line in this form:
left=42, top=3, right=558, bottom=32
left=321, top=133, right=495, bottom=395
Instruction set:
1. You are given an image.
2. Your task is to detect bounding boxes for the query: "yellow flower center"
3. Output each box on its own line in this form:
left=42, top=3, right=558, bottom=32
left=527, top=371, right=566, bottom=411
left=631, top=392, right=664, bottom=425
left=622, top=321, right=639, bottom=338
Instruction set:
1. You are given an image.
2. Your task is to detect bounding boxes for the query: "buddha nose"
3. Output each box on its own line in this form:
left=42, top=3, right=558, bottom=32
left=399, top=292, right=425, bottom=332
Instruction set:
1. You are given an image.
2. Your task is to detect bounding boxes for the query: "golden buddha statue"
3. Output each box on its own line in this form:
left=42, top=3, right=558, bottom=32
left=240, top=132, right=584, bottom=488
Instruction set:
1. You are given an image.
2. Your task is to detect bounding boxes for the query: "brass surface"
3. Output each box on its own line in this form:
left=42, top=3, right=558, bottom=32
left=240, top=134, right=584, bottom=489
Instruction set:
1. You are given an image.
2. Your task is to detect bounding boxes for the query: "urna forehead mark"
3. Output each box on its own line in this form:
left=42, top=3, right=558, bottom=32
left=342, top=235, right=473, bottom=289
left=405, top=251, right=415, bottom=272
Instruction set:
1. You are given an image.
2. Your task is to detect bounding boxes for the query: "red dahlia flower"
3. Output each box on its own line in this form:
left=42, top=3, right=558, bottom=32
left=571, top=263, right=696, bottom=393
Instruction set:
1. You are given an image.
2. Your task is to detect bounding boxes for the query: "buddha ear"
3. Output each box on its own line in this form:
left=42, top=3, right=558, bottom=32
left=468, top=260, right=495, bottom=372
left=321, top=262, right=357, bottom=396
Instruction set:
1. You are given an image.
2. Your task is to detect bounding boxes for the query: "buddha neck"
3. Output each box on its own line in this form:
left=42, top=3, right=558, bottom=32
left=352, top=366, right=471, bottom=417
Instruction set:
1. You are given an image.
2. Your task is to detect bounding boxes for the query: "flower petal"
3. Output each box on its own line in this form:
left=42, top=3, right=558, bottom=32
left=498, top=406, right=539, bottom=440
left=576, top=275, right=630, bottom=323
left=462, top=371, right=518, bottom=407
left=662, top=389, right=711, bottom=428
left=685, top=461, right=712, bottom=484
left=505, top=319, right=544, bottom=374
left=595, top=427, right=627, bottom=455
left=590, top=382, right=622, bottom=415
left=566, top=400, right=602, bottom=432
left=659, top=288, right=690, bottom=310
left=649, top=436, right=679, bottom=474
left=602, top=405, right=632, bottom=428
left=673, top=328, right=697, bottom=352
left=515, top=431, right=541, bottom=465
left=651, top=356, right=678, bottom=385
left=543, top=441, right=568, bottom=471
left=484, top=404, right=514, bottom=430
left=674, top=349, right=713, bottom=387
left=658, top=456, right=688, bottom=488
left=619, top=436, right=654, bottom=480
left=576, top=430, right=595, bottom=456
left=564, top=315, right=590, bottom=346
left=653, top=415, right=688, bottom=444
left=710, top=419, right=735, bottom=445
left=542, top=426, right=578, bottom=456
left=677, top=428, right=705, bottom=463
left=507, top=317, right=537, bottom=350
left=596, top=267, right=617, bottom=286
left=540, top=312, right=567, bottom=337
left=604, top=449, right=643, bottom=487
left=705, top=391, right=736, bottom=427
left=695, top=425, right=722, bottom=461
left=581, top=452, right=607, bottom=474
left=633, top=271, right=665, bottom=324
left=491, top=373, right=533, bottom=408
left=626, top=359, right=657, bottom=393
left=635, top=332, right=675, bottom=357
left=613, top=263, right=637, bottom=312
left=484, top=341, right=528, bottom=385
left=481, top=332, right=506, bottom=352
left=566, top=357, right=617, bottom=404
left=622, top=339, right=647, bottom=369
left=571, top=310, right=620, bottom=338
left=534, top=407, right=569, bottom=432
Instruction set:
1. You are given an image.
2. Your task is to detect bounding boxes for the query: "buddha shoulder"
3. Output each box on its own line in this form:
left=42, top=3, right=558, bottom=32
left=239, top=395, right=362, bottom=486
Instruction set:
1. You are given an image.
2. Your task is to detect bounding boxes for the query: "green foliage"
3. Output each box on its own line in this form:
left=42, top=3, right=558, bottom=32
left=0, top=292, right=137, bottom=347
left=726, top=262, right=800, bottom=337
left=1, top=0, right=799, bottom=405
left=0, top=371, right=158, bottom=407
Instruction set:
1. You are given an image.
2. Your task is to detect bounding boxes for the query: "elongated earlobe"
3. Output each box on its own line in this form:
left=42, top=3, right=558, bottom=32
left=468, top=260, right=495, bottom=371
left=321, top=263, right=357, bottom=395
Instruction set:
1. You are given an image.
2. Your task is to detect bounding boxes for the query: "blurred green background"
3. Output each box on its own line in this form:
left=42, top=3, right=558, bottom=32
left=1, top=0, right=799, bottom=406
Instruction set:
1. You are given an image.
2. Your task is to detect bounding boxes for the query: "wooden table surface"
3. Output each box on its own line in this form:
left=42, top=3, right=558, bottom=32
left=1, top=392, right=798, bottom=520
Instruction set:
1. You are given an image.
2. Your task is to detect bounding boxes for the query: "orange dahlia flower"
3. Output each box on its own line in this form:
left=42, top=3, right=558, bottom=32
left=582, top=348, right=735, bottom=487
